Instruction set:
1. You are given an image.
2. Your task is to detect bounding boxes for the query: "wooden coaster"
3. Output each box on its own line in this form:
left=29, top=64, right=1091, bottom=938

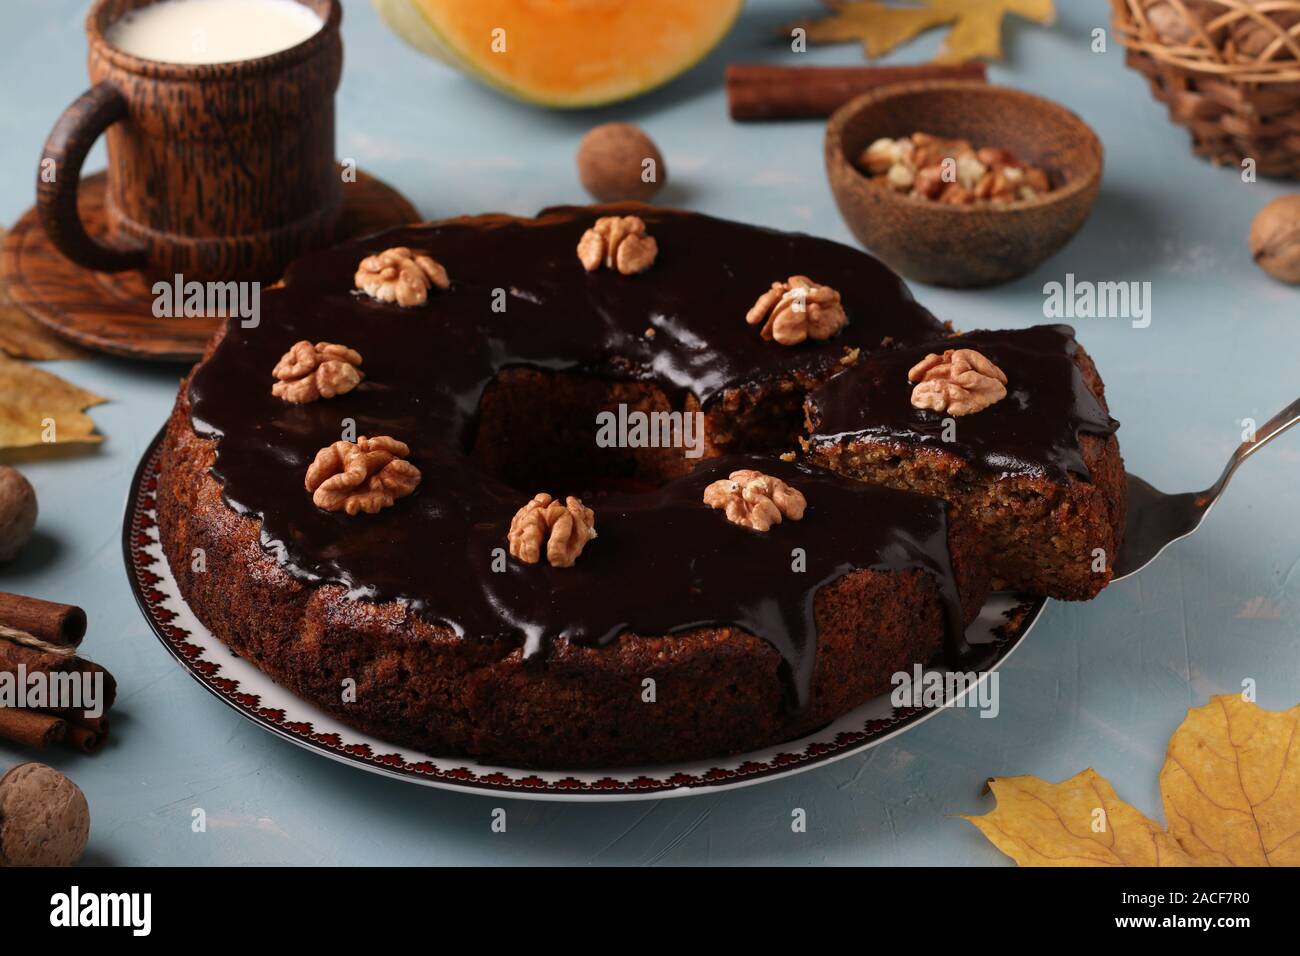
left=1, top=169, right=420, bottom=363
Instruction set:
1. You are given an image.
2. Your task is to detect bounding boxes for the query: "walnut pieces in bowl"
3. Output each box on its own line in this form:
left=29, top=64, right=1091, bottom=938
left=825, top=81, right=1103, bottom=288
left=859, top=132, right=1053, bottom=206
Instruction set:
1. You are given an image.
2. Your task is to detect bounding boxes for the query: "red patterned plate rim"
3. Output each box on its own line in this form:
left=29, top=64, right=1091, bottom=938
left=123, top=428, right=1047, bottom=801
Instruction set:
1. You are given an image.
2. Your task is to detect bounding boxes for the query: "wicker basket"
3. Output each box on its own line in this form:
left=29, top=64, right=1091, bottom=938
left=1112, top=0, right=1300, bottom=176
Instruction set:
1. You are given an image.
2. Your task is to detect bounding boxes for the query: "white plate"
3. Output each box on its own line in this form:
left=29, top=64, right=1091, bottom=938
left=125, top=431, right=1047, bottom=801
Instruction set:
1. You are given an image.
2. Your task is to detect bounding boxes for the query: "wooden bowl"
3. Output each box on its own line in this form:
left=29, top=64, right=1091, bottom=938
left=825, top=81, right=1103, bottom=288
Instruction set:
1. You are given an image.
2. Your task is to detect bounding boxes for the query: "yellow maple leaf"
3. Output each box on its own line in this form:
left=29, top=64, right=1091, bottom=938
left=791, top=0, right=1057, bottom=65
left=963, top=696, right=1300, bottom=866
left=0, top=353, right=106, bottom=456
left=1162, top=695, right=1300, bottom=866
left=962, top=770, right=1194, bottom=866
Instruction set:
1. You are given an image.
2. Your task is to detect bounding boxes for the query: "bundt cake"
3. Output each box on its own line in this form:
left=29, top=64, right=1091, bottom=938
left=157, top=203, right=1122, bottom=768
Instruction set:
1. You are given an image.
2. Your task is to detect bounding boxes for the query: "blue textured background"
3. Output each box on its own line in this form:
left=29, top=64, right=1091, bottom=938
left=1, top=0, right=1297, bottom=865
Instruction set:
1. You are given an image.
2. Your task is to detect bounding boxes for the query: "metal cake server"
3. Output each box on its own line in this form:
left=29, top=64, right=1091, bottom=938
left=1113, top=396, right=1300, bottom=581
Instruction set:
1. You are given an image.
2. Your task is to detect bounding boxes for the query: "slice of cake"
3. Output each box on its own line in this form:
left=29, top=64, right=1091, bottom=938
left=804, top=324, right=1124, bottom=600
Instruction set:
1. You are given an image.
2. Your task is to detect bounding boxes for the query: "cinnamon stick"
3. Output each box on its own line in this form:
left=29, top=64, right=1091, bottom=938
left=77, top=660, right=117, bottom=712
left=38, top=709, right=109, bottom=730
left=0, top=592, right=86, bottom=650
left=726, top=63, right=988, bottom=121
left=65, top=719, right=107, bottom=754
left=66, top=713, right=109, bottom=735
left=0, top=708, right=66, bottom=748
left=0, top=641, right=116, bottom=716
left=0, top=638, right=79, bottom=680
left=15, top=709, right=110, bottom=754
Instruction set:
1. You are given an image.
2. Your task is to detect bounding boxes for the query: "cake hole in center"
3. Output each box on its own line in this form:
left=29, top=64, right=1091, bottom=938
left=469, top=367, right=810, bottom=496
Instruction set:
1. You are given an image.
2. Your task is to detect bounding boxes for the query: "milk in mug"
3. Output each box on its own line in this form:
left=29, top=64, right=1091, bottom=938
left=105, top=0, right=324, bottom=65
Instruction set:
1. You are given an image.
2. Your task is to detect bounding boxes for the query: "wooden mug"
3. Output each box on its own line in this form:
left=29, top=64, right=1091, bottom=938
left=37, top=0, right=343, bottom=282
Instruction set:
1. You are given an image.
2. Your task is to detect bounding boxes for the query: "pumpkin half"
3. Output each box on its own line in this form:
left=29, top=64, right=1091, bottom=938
left=373, top=0, right=744, bottom=108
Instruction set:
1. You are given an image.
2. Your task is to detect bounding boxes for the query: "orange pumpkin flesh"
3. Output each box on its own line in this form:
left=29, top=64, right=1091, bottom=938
left=387, top=0, right=743, bottom=108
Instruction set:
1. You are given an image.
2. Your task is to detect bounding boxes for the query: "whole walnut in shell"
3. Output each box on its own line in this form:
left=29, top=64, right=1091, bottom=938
left=0, top=466, right=37, bottom=562
left=0, top=763, right=90, bottom=867
left=1249, top=194, right=1300, bottom=284
left=1143, top=0, right=1225, bottom=46
left=577, top=123, right=666, bottom=203
left=1229, top=6, right=1300, bottom=59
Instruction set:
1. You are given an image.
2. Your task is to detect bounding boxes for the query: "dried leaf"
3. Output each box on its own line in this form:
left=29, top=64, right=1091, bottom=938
left=0, top=353, right=105, bottom=454
left=790, top=0, right=1056, bottom=65
left=1161, top=695, right=1300, bottom=866
left=0, top=229, right=88, bottom=361
left=964, top=696, right=1300, bottom=866
left=961, top=770, right=1194, bottom=866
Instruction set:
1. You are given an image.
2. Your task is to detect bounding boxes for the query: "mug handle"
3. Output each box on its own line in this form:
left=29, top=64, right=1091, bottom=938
left=37, top=82, right=147, bottom=273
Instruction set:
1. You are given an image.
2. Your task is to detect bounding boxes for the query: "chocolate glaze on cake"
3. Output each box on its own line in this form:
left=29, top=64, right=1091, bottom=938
left=186, top=205, right=969, bottom=709
left=806, top=325, right=1119, bottom=482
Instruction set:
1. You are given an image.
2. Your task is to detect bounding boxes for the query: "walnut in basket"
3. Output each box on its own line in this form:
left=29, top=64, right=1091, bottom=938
left=1115, top=0, right=1300, bottom=176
